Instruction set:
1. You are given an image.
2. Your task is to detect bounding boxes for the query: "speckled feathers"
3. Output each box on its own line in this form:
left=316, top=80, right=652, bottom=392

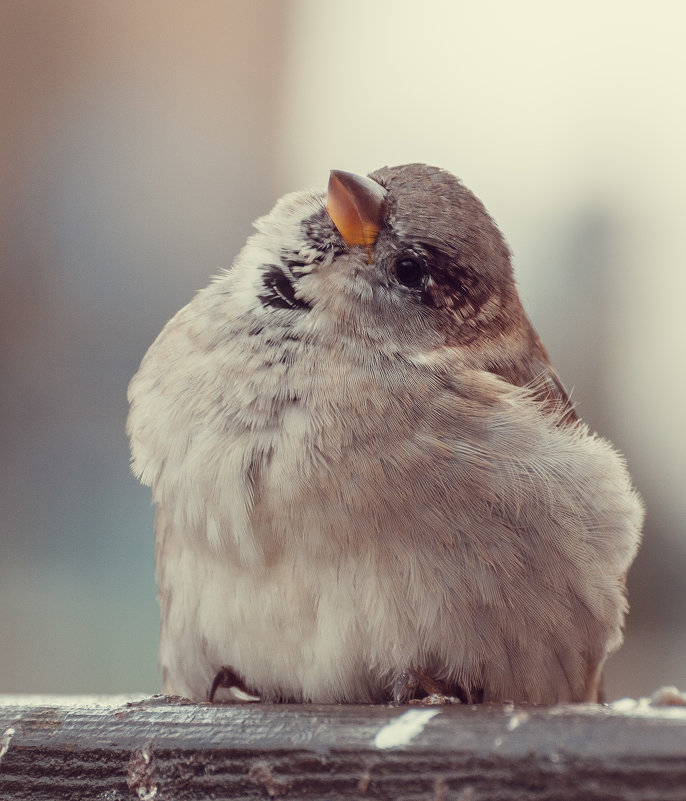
left=127, top=164, right=643, bottom=705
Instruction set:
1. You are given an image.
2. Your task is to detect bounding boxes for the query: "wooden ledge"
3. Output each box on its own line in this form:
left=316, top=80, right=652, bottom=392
left=1, top=695, right=686, bottom=799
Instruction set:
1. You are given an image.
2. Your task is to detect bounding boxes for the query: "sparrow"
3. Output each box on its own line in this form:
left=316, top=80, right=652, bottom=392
left=127, top=163, right=643, bottom=705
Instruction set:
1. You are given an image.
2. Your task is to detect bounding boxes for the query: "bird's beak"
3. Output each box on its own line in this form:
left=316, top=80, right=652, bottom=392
left=326, top=170, right=387, bottom=255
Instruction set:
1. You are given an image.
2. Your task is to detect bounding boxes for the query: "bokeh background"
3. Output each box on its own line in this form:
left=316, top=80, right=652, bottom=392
left=1, top=0, right=684, bottom=699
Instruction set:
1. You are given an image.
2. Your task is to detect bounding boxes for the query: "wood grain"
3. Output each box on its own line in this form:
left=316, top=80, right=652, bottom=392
left=1, top=695, right=685, bottom=800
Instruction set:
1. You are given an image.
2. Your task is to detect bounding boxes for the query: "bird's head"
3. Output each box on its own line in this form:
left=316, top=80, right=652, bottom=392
left=229, top=163, right=554, bottom=388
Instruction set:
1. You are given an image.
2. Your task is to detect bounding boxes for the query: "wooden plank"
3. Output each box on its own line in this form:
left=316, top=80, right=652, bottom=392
left=1, top=695, right=685, bottom=800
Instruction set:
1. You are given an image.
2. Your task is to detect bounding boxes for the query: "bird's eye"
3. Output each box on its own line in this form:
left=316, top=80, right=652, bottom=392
left=393, top=257, right=426, bottom=289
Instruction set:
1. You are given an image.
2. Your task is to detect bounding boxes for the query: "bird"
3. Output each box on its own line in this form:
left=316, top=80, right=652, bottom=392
left=127, top=163, right=643, bottom=705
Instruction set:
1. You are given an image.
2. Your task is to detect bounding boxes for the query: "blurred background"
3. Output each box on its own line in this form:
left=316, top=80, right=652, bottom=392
left=1, top=0, right=684, bottom=700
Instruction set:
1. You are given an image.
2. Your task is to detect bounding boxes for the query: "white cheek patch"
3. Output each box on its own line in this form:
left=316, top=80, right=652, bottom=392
left=213, top=252, right=265, bottom=317
left=212, top=189, right=328, bottom=318
left=253, top=190, right=327, bottom=266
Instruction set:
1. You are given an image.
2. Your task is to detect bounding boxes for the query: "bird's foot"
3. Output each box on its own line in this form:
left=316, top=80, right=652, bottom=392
left=392, top=667, right=463, bottom=706
left=208, top=665, right=261, bottom=703
left=414, top=692, right=462, bottom=706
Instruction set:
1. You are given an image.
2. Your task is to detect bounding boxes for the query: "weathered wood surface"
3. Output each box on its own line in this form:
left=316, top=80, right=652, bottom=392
left=1, top=695, right=686, bottom=800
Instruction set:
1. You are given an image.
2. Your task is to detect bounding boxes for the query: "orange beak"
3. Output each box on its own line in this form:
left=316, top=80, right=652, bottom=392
left=326, top=170, right=387, bottom=256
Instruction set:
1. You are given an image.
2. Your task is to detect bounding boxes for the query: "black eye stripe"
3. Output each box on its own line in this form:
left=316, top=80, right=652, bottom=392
left=258, top=266, right=311, bottom=311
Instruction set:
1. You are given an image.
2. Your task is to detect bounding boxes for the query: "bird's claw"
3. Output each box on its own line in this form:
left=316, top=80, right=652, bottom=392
left=208, top=665, right=260, bottom=703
